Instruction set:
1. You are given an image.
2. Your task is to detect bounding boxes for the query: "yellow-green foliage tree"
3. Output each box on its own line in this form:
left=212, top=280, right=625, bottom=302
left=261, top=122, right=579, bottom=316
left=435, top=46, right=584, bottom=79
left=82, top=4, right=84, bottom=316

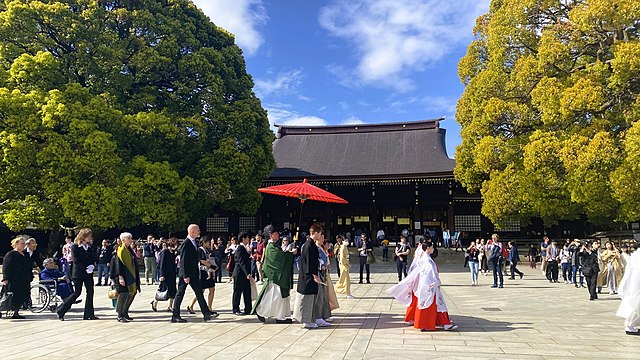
left=0, top=0, right=275, bottom=231
left=456, top=0, right=640, bottom=227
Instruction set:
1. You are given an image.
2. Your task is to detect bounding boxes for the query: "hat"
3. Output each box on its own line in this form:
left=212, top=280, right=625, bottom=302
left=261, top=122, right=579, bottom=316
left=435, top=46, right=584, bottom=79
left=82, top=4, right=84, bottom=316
left=263, top=224, right=278, bottom=235
left=621, top=244, right=628, bottom=249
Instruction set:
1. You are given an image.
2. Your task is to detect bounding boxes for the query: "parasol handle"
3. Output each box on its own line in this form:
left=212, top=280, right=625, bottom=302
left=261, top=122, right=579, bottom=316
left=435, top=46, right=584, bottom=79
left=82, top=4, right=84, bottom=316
left=295, top=200, right=305, bottom=242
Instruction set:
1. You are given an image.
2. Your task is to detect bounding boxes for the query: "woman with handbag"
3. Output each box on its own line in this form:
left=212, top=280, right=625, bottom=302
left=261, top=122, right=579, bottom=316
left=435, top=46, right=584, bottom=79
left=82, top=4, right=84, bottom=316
left=152, top=237, right=178, bottom=312
left=1, top=237, right=33, bottom=319
left=114, top=232, right=141, bottom=322
left=358, top=235, right=373, bottom=284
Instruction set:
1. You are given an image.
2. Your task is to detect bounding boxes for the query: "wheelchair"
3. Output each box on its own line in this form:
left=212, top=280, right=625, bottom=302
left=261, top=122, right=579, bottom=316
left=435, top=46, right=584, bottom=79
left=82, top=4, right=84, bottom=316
left=29, top=279, right=64, bottom=313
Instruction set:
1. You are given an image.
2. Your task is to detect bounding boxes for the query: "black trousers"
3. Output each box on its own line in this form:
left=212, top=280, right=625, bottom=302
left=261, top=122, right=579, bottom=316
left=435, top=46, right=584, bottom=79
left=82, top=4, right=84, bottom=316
left=359, top=256, right=370, bottom=282
left=173, top=277, right=210, bottom=318
left=397, top=259, right=408, bottom=281
left=585, top=275, right=598, bottom=299
left=57, top=276, right=94, bottom=318
left=546, top=261, right=559, bottom=281
left=510, top=262, right=523, bottom=278
left=336, top=259, right=341, bottom=277
left=232, top=275, right=252, bottom=314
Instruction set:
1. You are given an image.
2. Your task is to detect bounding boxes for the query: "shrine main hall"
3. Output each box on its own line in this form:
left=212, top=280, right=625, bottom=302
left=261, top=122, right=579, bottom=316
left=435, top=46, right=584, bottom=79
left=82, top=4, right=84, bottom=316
left=251, top=118, right=491, bottom=241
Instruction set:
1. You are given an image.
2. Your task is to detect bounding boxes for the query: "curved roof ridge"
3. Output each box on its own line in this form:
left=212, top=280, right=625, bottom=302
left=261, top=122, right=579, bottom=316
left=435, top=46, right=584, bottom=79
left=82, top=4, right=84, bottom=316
left=276, top=117, right=445, bottom=137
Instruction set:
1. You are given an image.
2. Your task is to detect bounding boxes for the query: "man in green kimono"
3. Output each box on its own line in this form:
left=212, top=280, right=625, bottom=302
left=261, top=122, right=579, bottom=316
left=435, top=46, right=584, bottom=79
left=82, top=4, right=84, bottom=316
left=252, top=225, right=295, bottom=324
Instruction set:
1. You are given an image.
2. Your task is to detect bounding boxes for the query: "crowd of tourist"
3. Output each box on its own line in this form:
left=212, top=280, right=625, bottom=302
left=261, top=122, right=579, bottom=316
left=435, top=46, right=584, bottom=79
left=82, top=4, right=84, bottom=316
left=2, top=228, right=638, bottom=335
left=0, top=223, right=359, bottom=329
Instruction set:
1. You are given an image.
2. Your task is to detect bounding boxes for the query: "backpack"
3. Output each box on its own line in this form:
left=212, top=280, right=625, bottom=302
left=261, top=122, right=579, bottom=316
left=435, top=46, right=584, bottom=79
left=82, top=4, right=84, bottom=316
left=501, top=246, right=508, bottom=259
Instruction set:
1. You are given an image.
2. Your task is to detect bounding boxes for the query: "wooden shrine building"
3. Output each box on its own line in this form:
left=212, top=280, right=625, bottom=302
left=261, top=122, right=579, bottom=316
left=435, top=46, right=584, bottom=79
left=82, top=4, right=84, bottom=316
left=251, top=118, right=490, bottom=241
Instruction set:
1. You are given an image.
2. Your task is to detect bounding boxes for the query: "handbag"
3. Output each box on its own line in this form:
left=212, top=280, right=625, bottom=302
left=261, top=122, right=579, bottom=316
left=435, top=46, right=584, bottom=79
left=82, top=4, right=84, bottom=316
left=107, top=286, right=118, bottom=300
left=0, top=285, right=14, bottom=311
left=366, top=252, right=376, bottom=265
left=155, top=281, right=169, bottom=301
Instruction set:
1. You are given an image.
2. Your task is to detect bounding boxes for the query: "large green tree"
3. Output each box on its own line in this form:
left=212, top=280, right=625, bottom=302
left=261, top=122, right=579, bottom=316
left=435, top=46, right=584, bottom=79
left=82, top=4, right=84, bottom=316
left=0, top=0, right=274, bottom=231
left=456, top=0, right=640, bottom=227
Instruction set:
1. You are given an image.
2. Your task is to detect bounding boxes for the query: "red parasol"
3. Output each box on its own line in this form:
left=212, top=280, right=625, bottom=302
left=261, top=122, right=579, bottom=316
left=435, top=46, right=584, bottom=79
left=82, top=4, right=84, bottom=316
left=258, top=178, right=348, bottom=239
left=258, top=178, right=348, bottom=204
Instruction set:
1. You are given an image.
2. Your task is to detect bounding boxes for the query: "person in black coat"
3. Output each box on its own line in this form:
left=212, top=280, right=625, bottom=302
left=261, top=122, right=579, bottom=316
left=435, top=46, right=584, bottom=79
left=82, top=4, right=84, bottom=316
left=152, top=238, right=178, bottom=312
left=171, top=224, right=214, bottom=323
left=579, top=242, right=601, bottom=300
left=56, top=228, right=98, bottom=321
left=508, top=241, right=524, bottom=279
left=232, top=233, right=253, bottom=315
left=25, top=238, right=44, bottom=271
left=2, top=237, right=33, bottom=319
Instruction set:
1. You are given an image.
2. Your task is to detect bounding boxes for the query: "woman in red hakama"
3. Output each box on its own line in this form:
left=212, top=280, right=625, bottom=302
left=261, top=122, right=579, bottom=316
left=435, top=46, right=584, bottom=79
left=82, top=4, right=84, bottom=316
left=389, top=241, right=458, bottom=331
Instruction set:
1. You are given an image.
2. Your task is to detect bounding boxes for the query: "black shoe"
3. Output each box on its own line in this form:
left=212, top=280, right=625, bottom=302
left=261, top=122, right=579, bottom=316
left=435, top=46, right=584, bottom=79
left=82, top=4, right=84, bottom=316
left=625, top=331, right=640, bottom=336
left=257, top=315, right=265, bottom=323
left=276, top=318, right=293, bottom=324
left=96, top=283, right=102, bottom=286
left=151, top=301, right=157, bottom=312
left=187, top=306, right=196, bottom=314
left=117, top=317, right=129, bottom=323
left=519, top=273, right=524, bottom=279
left=508, top=277, right=515, bottom=280
left=124, top=315, right=133, bottom=321
left=171, top=317, right=187, bottom=323
left=367, top=281, right=371, bottom=284
left=203, top=313, right=213, bottom=322
left=83, top=316, right=99, bottom=320
left=11, top=314, right=25, bottom=319
left=74, top=300, right=82, bottom=304
left=57, top=312, right=64, bottom=321
left=359, top=281, right=363, bottom=284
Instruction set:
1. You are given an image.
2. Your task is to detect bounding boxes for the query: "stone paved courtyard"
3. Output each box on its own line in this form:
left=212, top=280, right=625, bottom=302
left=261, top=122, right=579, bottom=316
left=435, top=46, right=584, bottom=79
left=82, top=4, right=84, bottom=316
left=1, top=250, right=636, bottom=359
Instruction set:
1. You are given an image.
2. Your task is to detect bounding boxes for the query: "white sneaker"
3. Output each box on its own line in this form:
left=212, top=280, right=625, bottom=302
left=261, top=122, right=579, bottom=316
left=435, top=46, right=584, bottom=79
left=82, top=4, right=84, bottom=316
left=258, top=281, right=264, bottom=285
left=609, top=291, right=615, bottom=295
left=444, top=324, right=459, bottom=331
left=324, top=317, right=334, bottom=322
left=406, top=320, right=414, bottom=326
left=346, top=294, right=356, bottom=299
left=303, top=322, right=318, bottom=329
left=315, top=318, right=331, bottom=327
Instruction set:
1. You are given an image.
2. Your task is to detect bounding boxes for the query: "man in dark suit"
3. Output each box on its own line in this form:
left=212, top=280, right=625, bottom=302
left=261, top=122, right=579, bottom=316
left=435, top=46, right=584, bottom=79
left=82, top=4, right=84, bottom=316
left=232, top=232, right=253, bottom=315
left=25, top=238, right=44, bottom=271
left=171, top=224, right=215, bottom=323
left=508, top=241, right=524, bottom=280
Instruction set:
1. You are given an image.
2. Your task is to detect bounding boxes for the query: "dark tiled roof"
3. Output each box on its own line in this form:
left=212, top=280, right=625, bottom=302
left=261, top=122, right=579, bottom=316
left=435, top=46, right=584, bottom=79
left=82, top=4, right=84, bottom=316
left=270, top=119, right=455, bottom=180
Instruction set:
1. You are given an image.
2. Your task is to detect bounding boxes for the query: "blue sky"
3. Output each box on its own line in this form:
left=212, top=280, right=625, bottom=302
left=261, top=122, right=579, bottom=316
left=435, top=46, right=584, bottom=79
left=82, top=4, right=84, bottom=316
left=192, top=0, right=491, bottom=159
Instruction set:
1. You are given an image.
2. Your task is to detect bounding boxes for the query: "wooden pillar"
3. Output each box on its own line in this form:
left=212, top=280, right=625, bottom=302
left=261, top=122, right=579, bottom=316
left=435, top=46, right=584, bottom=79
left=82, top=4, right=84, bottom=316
left=370, top=202, right=378, bottom=242
left=324, top=202, right=332, bottom=242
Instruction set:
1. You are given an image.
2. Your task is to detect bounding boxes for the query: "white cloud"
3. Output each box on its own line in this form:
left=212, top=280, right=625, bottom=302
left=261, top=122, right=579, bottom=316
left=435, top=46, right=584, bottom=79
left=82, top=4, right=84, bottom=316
left=422, top=95, right=457, bottom=114
left=254, top=69, right=304, bottom=98
left=192, top=0, right=267, bottom=55
left=265, top=103, right=328, bottom=130
left=319, top=0, right=490, bottom=91
left=342, top=115, right=365, bottom=125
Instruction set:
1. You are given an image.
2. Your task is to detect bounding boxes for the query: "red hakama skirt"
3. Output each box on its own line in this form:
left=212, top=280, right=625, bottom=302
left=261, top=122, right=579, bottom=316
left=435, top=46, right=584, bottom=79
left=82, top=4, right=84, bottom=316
left=404, top=292, right=451, bottom=330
